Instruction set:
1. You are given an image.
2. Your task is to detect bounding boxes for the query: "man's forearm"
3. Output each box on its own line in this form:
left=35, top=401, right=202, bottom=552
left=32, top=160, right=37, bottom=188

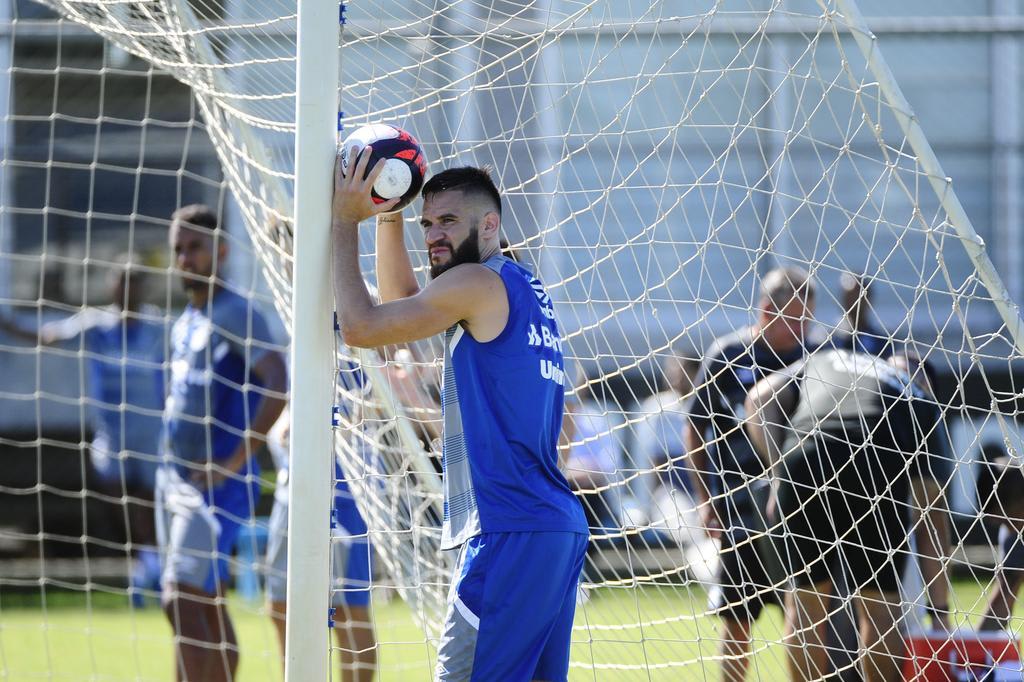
left=247, top=394, right=287, bottom=450
left=376, top=214, right=420, bottom=302
left=913, top=478, right=951, bottom=625
left=744, top=375, right=796, bottom=470
left=747, top=410, right=785, bottom=468
left=0, top=313, right=67, bottom=346
left=980, top=572, right=1023, bottom=631
left=684, top=426, right=712, bottom=505
left=0, top=318, right=42, bottom=344
left=222, top=393, right=287, bottom=476
left=332, top=220, right=378, bottom=343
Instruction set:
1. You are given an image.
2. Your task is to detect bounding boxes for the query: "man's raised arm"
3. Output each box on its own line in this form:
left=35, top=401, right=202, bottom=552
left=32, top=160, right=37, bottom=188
left=331, top=147, right=503, bottom=349
left=0, top=308, right=89, bottom=346
left=743, top=371, right=798, bottom=468
left=376, top=212, right=420, bottom=302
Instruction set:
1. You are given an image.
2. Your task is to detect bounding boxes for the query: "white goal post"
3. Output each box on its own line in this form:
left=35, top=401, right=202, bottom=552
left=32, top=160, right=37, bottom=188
left=833, top=0, right=1024, bottom=359
left=284, top=0, right=337, bottom=679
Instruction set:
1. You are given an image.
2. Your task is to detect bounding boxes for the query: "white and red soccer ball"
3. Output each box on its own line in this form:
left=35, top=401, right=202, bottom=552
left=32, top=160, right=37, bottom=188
left=339, top=123, right=428, bottom=212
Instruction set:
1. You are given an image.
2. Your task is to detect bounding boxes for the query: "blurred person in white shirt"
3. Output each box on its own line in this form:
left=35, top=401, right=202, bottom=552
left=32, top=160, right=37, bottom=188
left=564, top=375, right=623, bottom=538
left=632, top=354, right=701, bottom=517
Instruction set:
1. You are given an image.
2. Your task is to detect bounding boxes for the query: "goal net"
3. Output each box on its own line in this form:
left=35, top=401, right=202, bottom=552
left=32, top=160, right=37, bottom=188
left=4, top=0, right=1024, bottom=679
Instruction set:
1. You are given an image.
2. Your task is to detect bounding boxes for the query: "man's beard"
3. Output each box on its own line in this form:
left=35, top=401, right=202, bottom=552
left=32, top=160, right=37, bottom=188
left=430, top=228, right=481, bottom=279
left=180, top=273, right=212, bottom=293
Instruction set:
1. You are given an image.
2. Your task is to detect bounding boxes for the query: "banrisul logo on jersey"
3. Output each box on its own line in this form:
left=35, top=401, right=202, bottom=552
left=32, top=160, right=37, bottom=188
left=527, top=323, right=563, bottom=353
left=525, top=277, right=565, bottom=386
left=529, top=277, right=555, bottom=320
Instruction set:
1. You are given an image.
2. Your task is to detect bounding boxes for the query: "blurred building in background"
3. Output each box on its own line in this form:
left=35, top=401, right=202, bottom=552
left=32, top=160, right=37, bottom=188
left=0, top=0, right=1021, bottom=561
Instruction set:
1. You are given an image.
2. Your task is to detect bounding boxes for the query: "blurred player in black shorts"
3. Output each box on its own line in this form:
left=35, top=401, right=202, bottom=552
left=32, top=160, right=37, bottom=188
left=745, top=348, right=943, bottom=682
left=978, top=457, right=1024, bottom=632
left=890, top=350, right=952, bottom=631
left=684, top=266, right=816, bottom=682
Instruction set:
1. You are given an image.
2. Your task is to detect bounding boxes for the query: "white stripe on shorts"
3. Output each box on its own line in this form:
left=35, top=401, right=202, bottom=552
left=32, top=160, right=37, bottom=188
left=453, top=595, right=480, bottom=630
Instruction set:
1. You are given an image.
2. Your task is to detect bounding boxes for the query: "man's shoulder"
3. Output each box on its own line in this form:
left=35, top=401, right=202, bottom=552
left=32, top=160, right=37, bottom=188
left=72, top=307, right=134, bottom=348
left=212, top=286, right=269, bottom=327
left=434, top=256, right=542, bottom=300
left=132, top=304, right=167, bottom=333
left=705, top=328, right=753, bottom=364
left=137, top=303, right=164, bottom=321
left=212, top=286, right=249, bottom=311
left=170, top=306, right=193, bottom=330
left=479, top=254, right=545, bottom=291
left=428, top=260, right=513, bottom=322
left=805, top=347, right=845, bottom=367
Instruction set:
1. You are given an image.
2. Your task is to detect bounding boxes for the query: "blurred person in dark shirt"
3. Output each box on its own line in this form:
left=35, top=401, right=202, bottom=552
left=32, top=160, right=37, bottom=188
left=978, top=457, right=1024, bottom=633
left=832, top=272, right=892, bottom=358
left=685, top=265, right=816, bottom=682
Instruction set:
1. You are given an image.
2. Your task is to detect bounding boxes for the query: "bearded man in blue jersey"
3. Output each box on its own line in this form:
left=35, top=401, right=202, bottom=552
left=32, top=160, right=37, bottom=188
left=159, top=204, right=288, bottom=682
left=332, top=150, right=588, bottom=682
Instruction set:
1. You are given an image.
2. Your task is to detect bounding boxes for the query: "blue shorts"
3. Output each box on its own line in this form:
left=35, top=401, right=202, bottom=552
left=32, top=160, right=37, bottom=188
left=264, top=486, right=372, bottom=608
left=155, top=467, right=258, bottom=595
left=90, top=439, right=160, bottom=494
left=435, top=531, right=588, bottom=682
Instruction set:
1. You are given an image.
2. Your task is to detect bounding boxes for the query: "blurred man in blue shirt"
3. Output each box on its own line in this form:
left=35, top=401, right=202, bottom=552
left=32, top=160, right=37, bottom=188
left=1, top=262, right=165, bottom=601
left=263, top=407, right=377, bottom=682
left=156, top=204, right=287, bottom=682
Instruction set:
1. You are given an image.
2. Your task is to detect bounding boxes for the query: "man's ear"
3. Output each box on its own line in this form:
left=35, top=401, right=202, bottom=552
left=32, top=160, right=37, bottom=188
left=481, top=211, right=500, bottom=239
left=757, top=296, right=776, bottom=317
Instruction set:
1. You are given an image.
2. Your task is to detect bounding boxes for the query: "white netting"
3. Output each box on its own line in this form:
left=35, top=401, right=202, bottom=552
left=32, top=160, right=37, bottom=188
left=6, top=0, right=1024, bottom=679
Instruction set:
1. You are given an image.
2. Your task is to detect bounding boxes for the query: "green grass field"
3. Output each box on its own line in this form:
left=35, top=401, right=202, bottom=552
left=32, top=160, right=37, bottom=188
left=0, top=580, right=1011, bottom=681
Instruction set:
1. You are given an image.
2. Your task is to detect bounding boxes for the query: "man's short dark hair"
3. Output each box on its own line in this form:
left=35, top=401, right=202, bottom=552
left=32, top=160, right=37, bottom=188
left=421, top=166, right=502, bottom=215
left=171, top=204, right=219, bottom=233
left=891, top=348, right=938, bottom=395
left=984, top=457, right=1024, bottom=518
left=759, top=265, right=815, bottom=309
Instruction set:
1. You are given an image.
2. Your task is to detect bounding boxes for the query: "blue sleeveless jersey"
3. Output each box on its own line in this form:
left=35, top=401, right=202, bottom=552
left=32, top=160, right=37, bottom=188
left=163, top=287, right=275, bottom=511
left=440, top=255, right=587, bottom=550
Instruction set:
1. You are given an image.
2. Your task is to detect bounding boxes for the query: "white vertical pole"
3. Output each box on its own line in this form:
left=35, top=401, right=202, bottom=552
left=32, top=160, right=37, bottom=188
left=0, top=0, right=14, bottom=305
left=832, top=0, right=1024, bottom=358
left=285, top=0, right=337, bottom=680
left=992, top=0, right=1022, bottom=307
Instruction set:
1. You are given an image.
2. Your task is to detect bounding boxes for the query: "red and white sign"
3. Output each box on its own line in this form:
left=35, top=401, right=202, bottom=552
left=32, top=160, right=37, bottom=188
left=903, top=630, right=1022, bottom=680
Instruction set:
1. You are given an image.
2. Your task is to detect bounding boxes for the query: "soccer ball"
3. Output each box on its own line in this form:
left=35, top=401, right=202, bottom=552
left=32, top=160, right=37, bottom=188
left=339, top=123, right=428, bottom=212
